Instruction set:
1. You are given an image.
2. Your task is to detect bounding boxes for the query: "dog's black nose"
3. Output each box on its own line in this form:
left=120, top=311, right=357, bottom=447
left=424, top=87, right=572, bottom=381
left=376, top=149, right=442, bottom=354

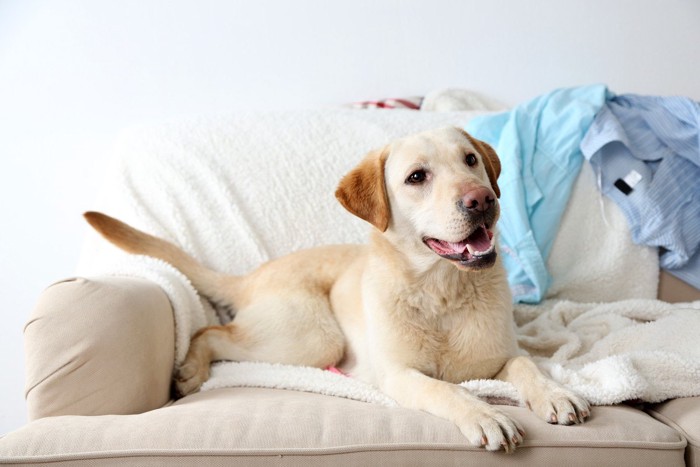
left=461, top=187, right=495, bottom=213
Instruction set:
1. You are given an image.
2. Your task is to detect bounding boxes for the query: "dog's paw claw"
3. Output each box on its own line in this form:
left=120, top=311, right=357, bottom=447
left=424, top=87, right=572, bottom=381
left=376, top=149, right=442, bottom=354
left=459, top=403, right=524, bottom=453
left=528, top=384, right=590, bottom=426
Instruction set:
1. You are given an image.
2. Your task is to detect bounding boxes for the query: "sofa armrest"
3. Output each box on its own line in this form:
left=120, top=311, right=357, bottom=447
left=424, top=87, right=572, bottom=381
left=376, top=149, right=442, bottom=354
left=24, top=276, right=175, bottom=420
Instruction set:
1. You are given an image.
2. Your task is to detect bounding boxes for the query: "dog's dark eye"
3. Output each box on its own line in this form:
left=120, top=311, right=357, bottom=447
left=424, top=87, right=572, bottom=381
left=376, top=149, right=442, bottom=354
left=465, top=153, right=478, bottom=167
left=406, top=169, right=427, bottom=184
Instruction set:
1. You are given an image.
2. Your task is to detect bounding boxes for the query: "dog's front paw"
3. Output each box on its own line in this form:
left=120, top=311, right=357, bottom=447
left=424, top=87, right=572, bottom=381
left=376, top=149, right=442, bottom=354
left=174, top=360, right=210, bottom=397
left=526, top=382, right=590, bottom=425
left=457, top=402, right=525, bottom=453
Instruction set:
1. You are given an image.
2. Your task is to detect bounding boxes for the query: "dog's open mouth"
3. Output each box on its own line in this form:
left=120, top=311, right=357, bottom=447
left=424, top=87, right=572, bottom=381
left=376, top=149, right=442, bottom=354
left=423, top=225, right=497, bottom=268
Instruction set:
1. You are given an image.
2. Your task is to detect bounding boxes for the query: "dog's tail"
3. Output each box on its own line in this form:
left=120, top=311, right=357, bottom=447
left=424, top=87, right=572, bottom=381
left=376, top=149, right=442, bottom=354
left=83, top=211, right=242, bottom=306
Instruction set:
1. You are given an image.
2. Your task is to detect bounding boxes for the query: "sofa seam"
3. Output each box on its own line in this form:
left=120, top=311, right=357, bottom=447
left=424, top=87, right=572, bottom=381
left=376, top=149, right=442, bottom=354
left=0, top=441, right=688, bottom=463
left=646, top=407, right=698, bottom=447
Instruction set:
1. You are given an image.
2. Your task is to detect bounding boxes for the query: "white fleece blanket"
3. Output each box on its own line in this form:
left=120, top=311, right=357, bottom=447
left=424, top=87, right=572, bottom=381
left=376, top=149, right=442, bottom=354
left=202, top=299, right=700, bottom=406
left=78, top=108, right=700, bottom=406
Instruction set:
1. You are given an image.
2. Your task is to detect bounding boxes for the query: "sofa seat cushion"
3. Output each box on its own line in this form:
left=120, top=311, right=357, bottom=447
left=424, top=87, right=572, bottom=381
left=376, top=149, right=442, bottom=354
left=0, top=388, right=686, bottom=466
left=647, top=397, right=700, bottom=467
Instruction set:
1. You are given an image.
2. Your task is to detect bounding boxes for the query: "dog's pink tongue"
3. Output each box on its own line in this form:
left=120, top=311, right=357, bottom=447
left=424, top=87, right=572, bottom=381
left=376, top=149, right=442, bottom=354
left=444, top=227, right=492, bottom=255
left=466, top=226, right=491, bottom=253
left=445, top=240, right=469, bottom=254
left=425, top=238, right=463, bottom=255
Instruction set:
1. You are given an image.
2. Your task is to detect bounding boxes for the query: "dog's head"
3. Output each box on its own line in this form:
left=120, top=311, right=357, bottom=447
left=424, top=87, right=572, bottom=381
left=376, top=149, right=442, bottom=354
left=336, top=127, right=501, bottom=271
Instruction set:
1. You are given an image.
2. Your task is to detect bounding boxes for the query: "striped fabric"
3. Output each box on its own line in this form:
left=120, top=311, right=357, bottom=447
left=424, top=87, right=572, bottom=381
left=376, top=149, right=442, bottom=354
left=581, top=94, right=700, bottom=289
left=349, top=96, right=422, bottom=110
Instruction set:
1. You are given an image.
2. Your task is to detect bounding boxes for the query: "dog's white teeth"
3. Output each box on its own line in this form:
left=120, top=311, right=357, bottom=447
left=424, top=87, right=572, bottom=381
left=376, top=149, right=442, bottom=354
left=466, top=243, right=494, bottom=257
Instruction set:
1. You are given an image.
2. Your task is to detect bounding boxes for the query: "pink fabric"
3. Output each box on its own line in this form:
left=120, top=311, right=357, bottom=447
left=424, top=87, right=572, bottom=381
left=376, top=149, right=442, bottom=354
left=350, top=96, right=422, bottom=110
left=325, top=366, right=348, bottom=377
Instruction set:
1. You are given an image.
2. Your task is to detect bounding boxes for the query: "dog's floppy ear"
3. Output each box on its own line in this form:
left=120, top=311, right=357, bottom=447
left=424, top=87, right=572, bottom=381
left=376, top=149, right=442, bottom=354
left=335, top=147, right=391, bottom=232
left=463, top=132, right=501, bottom=198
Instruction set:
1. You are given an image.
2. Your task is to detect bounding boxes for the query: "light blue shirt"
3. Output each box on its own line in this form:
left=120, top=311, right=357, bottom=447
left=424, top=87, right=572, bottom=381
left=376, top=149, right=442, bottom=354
left=581, top=94, right=700, bottom=289
left=467, top=85, right=607, bottom=303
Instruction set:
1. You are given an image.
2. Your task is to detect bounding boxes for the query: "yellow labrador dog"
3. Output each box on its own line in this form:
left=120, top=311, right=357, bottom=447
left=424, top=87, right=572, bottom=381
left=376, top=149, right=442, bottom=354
left=85, top=127, right=589, bottom=452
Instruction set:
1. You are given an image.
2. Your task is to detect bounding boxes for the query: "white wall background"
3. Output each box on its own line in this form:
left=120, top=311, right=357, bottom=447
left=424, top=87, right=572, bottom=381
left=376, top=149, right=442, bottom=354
left=1, top=0, right=698, bottom=435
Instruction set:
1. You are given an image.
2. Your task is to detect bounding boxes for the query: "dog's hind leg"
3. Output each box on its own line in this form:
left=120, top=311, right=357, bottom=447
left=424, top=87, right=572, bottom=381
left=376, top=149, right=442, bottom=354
left=175, top=324, right=246, bottom=396
left=175, top=292, right=345, bottom=396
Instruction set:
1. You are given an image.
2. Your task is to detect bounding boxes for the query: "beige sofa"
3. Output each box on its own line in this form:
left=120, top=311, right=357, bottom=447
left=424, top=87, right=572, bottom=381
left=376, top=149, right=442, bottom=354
left=2, top=110, right=699, bottom=466
left=0, top=273, right=695, bottom=466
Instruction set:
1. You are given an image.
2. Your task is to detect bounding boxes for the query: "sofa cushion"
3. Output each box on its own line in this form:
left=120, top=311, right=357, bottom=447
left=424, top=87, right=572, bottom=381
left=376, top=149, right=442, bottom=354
left=647, top=397, right=700, bottom=467
left=0, top=388, right=686, bottom=466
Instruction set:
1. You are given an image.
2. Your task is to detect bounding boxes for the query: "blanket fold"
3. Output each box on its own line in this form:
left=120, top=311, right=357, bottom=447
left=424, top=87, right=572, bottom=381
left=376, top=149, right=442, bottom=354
left=516, top=299, right=700, bottom=405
